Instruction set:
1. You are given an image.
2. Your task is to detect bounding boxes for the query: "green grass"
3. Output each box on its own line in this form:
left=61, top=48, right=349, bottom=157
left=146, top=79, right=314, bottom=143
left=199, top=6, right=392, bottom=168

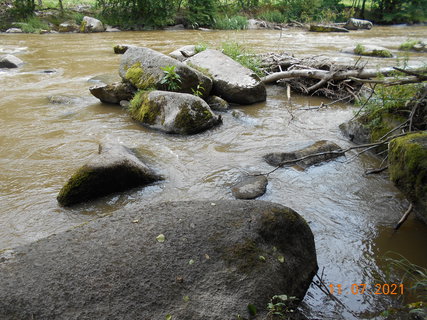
left=214, top=15, right=248, bottom=30
left=41, top=0, right=96, bottom=8
left=19, top=16, right=49, bottom=33
left=399, top=39, right=423, bottom=51
left=256, top=10, right=285, bottom=23
left=220, top=41, right=264, bottom=76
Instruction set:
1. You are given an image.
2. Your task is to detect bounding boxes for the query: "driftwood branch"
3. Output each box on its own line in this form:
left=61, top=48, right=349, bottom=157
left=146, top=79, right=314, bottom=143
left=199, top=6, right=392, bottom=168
left=365, top=166, right=388, bottom=175
left=262, top=67, right=396, bottom=84
left=394, top=203, right=414, bottom=230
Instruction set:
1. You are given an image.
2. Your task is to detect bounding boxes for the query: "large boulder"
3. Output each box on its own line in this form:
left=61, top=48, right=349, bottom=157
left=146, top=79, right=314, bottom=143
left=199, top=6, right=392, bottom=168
left=185, top=49, right=266, bottom=105
left=0, top=54, right=24, bottom=68
left=344, top=18, right=373, bottom=30
left=89, top=82, right=136, bottom=104
left=57, top=143, right=161, bottom=206
left=119, top=47, right=212, bottom=99
left=389, top=132, right=427, bottom=224
left=264, top=140, right=345, bottom=169
left=0, top=200, right=317, bottom=320
left=128, top=90, right=221, bottom=135
left=80, top=16, right=105, bottom=32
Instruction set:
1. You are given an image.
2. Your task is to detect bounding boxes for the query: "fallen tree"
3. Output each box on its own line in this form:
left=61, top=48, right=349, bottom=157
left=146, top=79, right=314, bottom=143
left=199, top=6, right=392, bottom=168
left=258, top=52, right=427, bottom=100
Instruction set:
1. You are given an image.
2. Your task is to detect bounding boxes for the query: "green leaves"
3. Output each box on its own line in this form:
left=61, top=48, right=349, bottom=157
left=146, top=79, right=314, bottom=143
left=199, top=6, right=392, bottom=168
left=160, top=65, right=182, bottom=91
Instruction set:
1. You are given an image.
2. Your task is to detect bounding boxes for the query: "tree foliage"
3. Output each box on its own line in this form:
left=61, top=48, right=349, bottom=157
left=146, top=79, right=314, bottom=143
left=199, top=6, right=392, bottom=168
left=97, top=0, right=178, bottom=27
left=370, top=0, right=427, bottom=23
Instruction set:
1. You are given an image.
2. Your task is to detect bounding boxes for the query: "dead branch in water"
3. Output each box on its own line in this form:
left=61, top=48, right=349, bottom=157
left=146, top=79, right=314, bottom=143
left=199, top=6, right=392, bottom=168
left=259, top=52, right=426, bottom=100
left=394, top=203, right=414, bottom=231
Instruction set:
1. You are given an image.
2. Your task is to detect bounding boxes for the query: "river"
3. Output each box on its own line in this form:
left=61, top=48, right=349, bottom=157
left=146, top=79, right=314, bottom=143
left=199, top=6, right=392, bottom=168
left=1, top=26, right=427, bottom=319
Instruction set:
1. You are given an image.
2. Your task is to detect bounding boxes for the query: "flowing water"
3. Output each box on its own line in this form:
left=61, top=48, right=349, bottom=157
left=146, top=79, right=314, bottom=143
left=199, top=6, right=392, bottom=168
left=1, top=26, right=427, bottom=319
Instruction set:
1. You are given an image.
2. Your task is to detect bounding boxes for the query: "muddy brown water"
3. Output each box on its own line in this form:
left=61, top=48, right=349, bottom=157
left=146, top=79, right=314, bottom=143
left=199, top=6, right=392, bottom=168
left=1, top=26, right=427, bottom=318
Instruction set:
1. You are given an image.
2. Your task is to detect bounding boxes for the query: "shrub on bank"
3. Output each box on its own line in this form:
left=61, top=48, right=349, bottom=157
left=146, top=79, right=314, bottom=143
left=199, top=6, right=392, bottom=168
left=213, top=14, right=248, bottom=30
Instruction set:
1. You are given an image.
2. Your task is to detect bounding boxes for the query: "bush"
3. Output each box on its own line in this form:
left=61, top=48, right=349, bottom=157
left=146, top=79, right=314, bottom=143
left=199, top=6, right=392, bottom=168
left=214, top=15, right=248, bottom=30
left=96, top=0, right=178, bottom=28
left=257, top=9, right=285, bottom=23
left=186, top=0, right=217, bottom=28
left=20, top=16, right=49, bottom=33
left=399, top=39, right=423, bottom=51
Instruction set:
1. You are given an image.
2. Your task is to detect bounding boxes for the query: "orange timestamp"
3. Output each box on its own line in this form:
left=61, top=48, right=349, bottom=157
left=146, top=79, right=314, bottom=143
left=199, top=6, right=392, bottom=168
left=328, top=283, right=404, bottom=295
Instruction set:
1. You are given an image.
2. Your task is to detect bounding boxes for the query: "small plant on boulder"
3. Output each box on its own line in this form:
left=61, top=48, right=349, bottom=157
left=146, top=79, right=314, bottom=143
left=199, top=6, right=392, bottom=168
left=160, top=65, right=182, bottom=91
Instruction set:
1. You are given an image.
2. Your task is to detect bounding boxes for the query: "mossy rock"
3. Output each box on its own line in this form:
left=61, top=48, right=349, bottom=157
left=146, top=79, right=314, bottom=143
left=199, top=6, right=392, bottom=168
left=57, top=143, right=162, bottom=206
left=352, top=44, right=393, bottom=58
left=128, top=90, right=221, bottom=135
left=119, top=47, right=212, bottom=99
left=389, top=132, right=427, bottom=223
left=309, top=24, right=349, bottom=32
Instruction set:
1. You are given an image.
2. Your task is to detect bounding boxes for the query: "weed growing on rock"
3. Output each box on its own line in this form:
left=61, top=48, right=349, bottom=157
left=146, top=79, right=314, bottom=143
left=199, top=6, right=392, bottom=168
left=160, top=65, right=181, bottom=91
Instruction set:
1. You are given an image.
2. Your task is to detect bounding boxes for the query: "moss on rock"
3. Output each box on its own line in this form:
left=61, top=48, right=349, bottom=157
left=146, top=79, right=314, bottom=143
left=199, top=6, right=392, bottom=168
left=125, top=63, right=156, bottom=90
left=128, top=90, right=160, bottom=125
left=354, top=44, right=393, bottom=58
left=389, top=132, right=427, bottom=223
left=174, top=103, right=215, bottom=135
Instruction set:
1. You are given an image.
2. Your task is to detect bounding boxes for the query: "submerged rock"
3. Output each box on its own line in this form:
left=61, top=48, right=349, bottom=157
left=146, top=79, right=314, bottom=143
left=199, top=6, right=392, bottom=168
left=0, top=54, right=24, bottom=68
left=344, top=18, right=373, bottom=30
left=342, top=45, right=393, bottom=58
left=119, top=46, right=212, bottom=99
left=129, top=90, right=221, bottom=135
left=206, top=95, right=229, bottom=112
left=231, top=175, right=268, bottom=199
left=309, top=24, right=349, bottom=32
left=185, top=49, right=266, bottom=105
left=0, top=200, right=317, bottom=319
left=57, top=143, right=161, bottom=206
left=89, top=82, right=136, bottom=104
left=264, top=140, right=344, bottom=169
left=169, top=45, right=197, bottom=61
left=389, top=132, right=427, bottom=224
left=80, top=16, right=105, bottom=33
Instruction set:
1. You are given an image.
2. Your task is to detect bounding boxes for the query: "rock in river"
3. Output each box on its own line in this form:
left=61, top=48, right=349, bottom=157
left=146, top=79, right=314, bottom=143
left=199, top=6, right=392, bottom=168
left=264, top=140, right=345, bottom=169
left=0, top=54, right=24, bottom=68
left=119, top=46, right=212, bottom=99
left=309, top=24, right=349, bottom=32
left=0, top=200, right=317, bottom=320
left=185, top=49, right=267, bottom=105
left=89, top=81, right=136, bottom=104
left=129, top=90, right=221, bottom=135
left=344, top=18, right=373, bottom=30
left=231, top=175, right=268, bottom=199
left=57, top=143, right=161, bottom=206
left=80, top=16, right=105, bottom=32
left=169, top=45, right=198, bottom=61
